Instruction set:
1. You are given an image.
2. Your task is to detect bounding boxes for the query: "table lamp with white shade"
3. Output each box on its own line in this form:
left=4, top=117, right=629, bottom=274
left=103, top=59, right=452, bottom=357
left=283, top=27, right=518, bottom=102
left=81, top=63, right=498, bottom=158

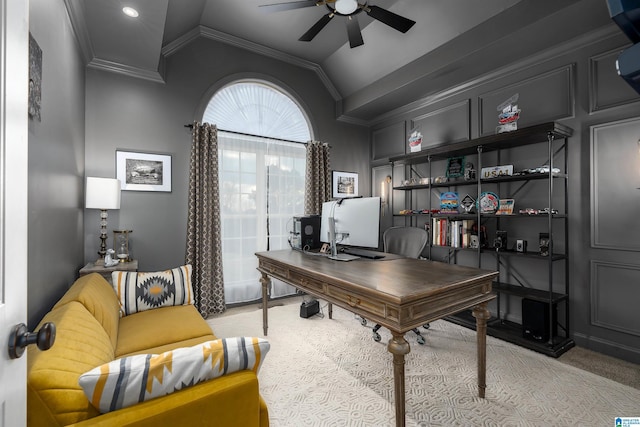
left=86, top=177, right=121, bottom=264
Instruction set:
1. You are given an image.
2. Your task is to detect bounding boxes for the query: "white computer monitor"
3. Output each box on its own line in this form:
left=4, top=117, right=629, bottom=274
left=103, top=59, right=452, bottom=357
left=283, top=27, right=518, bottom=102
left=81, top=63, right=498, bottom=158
left=320, top=197, right=381, bottom=249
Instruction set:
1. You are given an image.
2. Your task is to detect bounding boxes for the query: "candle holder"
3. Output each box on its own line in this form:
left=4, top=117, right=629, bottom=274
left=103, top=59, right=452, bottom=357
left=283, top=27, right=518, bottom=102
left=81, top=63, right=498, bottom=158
left=113, top=230, right=132, bottom=262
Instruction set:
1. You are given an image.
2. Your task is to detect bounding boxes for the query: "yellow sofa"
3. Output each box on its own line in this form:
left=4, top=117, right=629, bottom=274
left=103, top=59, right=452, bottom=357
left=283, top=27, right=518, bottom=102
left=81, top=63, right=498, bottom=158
left=27, top=273, right=269, bottom=426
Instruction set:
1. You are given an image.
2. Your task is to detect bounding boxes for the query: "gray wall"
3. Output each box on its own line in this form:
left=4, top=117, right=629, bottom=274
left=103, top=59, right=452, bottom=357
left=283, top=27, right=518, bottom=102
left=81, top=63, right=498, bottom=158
left=369, top=25, right=640, bottom=363
left=84, top=36, right=370, bottom=271
left=27, top=0, right=86, bottom=328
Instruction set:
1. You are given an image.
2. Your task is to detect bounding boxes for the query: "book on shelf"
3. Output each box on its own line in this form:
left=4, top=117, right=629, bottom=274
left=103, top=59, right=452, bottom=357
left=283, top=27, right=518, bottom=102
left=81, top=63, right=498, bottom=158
left=431, top=218, right=475, bottom=248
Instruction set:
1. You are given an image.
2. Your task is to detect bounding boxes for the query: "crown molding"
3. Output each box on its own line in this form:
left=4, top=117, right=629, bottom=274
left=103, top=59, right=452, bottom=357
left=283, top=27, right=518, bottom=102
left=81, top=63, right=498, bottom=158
left=63, top=0, right=94, bottom=64
left=162, top=25, right=342, bottom=102
left=86, top=58, right=166, bottom=84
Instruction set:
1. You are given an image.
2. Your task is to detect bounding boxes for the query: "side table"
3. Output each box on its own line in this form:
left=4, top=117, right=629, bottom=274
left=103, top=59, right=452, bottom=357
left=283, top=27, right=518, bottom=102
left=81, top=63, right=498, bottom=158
left=79, top=260, right=138, bottom=284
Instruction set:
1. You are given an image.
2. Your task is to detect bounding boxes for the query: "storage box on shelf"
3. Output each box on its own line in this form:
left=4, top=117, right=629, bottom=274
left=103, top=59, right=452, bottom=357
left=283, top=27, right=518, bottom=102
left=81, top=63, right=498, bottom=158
left=389, top=122, right=574, bottom=357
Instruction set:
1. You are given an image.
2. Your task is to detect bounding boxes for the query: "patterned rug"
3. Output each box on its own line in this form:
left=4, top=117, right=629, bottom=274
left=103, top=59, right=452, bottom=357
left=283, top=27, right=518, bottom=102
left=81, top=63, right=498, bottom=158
left=208, top=301, right=639, bottom=426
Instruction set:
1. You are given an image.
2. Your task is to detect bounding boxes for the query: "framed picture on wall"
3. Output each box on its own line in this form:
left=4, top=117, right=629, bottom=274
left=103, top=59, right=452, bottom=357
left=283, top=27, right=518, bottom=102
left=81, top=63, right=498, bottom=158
left=116, top=150, right=172, bottom=192
left=332, top=171, right=358, bottom=198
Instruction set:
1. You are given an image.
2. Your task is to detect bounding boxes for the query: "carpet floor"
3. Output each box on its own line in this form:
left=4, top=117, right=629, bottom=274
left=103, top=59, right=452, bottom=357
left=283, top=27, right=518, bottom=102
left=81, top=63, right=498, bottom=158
left=208, top=300, right=639, bottom=426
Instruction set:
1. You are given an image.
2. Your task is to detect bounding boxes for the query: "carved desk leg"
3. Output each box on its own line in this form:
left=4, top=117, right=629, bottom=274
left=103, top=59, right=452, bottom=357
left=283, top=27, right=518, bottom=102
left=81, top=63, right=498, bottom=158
left=260, top=273, right=271, bottom=336
left=472, top=302, right=491, bottom=398
left=388, top=332, right=410, bottom=427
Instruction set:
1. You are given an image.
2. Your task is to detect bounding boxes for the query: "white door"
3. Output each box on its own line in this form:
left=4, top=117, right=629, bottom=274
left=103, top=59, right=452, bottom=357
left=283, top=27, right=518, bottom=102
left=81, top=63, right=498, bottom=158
left=0, top=0, right=30, bottom=426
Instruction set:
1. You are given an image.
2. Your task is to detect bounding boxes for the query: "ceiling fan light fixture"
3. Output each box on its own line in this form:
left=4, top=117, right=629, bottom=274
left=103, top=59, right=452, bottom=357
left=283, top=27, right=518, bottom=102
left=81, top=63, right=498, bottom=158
left=335, top=0, right=358, bottom=15
left=122, top=7, right=139, bottom=18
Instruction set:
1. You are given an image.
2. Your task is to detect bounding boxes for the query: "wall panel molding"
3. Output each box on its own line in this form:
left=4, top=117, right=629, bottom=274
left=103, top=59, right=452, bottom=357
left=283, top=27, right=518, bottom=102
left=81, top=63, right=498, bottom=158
left=371, top=122, right=406, bottom=161
left=590, top=117, right=640, bottom=251
left=589, top=46, right=640, bottom=113
left=409, top=100, right=471, bottom=149
left=478, top=64, right=575, bottom=136
left=590, top=260, right=640, bottom=337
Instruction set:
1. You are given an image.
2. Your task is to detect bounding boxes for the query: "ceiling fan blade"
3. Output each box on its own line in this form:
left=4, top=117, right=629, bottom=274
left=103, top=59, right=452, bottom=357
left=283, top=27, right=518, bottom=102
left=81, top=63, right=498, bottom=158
left=299, top=13, right=333, bottom=42
left=346, top=16, right=364, bottom=48
left=259, top=1, right=320, bottom=13
left=366, top=5, right=416, bottom=33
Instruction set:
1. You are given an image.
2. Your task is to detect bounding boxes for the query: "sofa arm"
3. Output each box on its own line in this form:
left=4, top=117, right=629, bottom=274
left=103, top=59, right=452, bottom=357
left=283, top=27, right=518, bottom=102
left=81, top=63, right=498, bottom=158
left=68, top=370, right=267, bottom=427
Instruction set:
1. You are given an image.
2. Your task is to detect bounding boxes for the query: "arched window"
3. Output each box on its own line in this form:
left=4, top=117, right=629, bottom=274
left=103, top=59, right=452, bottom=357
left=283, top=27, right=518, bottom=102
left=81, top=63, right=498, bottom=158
left=203, top=81, right=311, bottom=304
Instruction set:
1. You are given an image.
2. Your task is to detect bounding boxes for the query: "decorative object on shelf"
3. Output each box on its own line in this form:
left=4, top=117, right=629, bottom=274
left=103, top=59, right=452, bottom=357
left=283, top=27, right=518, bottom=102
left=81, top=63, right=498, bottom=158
left=477, top=191, right=499, bottom=213
left=113, top=229, right=133, bottom=262
left=104, top=249, right=119, bottom=267
left=332, top=170, right=358, bottom=198
left=86, top=177, right=121, bottom=264
left=494, top=230, right=508, bottom=250
left=419, top=177, right=430, bottom=185
left=539, top=232, right=550, bottom=256
left=496, top=198, right=515, bottom=215
left=525, top=165, right=561, bottom=175
left=496, top=93, right=520, bottom=134
left=464, top=162, right=476, bottom=181
left=434, top=175, right=448, bottom=184
left=408, top=128, right=423, bottom=152
left=516, top=239, right=527, bottom=253
left=116, top=150, right=172, bottom=192
left=481, top=164, right=514, bottom=179
left=470, top=235, right=479, bottom=249
left=439, top=192, right=459, bottom=213
left=446, top=156, right=465, bottom=178
left=460, top=194, right=475, bottom=213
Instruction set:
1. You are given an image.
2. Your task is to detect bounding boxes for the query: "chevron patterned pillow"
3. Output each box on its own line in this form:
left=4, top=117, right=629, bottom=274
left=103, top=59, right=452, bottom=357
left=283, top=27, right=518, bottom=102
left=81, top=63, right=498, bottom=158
left=111, top=265, right=193, bottom=316
left=79, top=337, right=270, bottom=413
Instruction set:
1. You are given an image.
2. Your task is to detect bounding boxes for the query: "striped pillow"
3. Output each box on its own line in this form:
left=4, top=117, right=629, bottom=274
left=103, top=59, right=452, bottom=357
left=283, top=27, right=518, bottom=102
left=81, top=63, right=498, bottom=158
left=79, top=337, right=270, bottom=413
left=111, top=265, right=193, bottom=316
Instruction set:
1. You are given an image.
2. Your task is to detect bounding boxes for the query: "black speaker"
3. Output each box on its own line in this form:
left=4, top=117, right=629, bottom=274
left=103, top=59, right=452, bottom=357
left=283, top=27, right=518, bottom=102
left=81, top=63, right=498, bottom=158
left=522, top=298, right=557, bottom=342
left=293, top=215, right=321, bottom=249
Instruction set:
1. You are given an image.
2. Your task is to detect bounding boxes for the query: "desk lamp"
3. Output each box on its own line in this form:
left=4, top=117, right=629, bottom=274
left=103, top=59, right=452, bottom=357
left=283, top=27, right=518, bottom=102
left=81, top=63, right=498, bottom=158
left=86, top=177, right=121, bottom=264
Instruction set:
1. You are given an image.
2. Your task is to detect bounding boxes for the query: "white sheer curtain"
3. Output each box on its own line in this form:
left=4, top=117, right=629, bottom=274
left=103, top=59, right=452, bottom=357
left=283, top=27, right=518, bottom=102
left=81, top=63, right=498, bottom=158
left=204, top=80, right=311, bottom=304
left=218, top=133, right=306, bottom=303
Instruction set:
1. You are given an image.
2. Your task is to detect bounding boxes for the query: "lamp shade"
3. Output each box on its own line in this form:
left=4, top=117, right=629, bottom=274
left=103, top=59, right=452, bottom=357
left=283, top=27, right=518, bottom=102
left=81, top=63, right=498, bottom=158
left=86, top=177, right=121, bottom=210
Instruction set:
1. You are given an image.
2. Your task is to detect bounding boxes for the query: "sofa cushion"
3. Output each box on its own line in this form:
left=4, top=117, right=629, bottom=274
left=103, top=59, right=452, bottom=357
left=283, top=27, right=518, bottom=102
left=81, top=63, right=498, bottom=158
left=112, top=265, right=193, bottom=316
left=54, top=272, right=121, bottom=349
left=27, top=301, right=115, bottom=426
left=79, top=337, right=270, bottom=413
left=115, top=304, right=216, bottom=358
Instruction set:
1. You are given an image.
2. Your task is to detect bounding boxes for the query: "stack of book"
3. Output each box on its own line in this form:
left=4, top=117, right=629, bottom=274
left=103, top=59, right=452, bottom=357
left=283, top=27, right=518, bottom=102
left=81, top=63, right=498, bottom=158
left=431, top=218, right=475, bottom=247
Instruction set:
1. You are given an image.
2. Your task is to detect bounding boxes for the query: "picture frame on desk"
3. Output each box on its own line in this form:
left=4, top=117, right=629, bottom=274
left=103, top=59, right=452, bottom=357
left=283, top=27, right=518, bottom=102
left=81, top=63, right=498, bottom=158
left=332, top=170, right=358, bottom=198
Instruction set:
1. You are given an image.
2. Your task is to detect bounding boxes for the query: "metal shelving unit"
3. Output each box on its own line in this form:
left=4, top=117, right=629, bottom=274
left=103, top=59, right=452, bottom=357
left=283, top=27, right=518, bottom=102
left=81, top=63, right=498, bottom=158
left=388, top=122, right=574, bottom=357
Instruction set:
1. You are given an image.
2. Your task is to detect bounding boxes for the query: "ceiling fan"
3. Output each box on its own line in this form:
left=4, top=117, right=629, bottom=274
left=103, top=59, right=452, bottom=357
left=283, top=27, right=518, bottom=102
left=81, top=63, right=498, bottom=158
left=259, top=0, right=416, bottom=48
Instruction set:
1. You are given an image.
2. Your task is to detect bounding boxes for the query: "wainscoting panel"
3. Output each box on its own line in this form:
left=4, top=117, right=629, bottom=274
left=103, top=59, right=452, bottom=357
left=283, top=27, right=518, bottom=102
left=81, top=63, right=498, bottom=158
left=372, top=121, right=405, bottom=161
left=590, top=260, right=640, bottom=337
left=589, top=46, right=640, bottom=113
left=409, top=100, right=470, bottom=149
left=478, top=65, right=575, bottom=136
left=590, top=117, right=640, bottom=251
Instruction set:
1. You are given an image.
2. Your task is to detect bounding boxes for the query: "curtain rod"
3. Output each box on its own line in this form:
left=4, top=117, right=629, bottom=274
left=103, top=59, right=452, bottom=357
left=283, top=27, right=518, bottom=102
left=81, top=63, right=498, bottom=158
left=184, top=124, right=308, bottom=145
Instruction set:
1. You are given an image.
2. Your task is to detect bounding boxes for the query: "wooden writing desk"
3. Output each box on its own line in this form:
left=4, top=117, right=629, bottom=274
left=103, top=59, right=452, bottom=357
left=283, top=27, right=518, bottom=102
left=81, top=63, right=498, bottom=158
left=256, top=249, right=498, bottom=427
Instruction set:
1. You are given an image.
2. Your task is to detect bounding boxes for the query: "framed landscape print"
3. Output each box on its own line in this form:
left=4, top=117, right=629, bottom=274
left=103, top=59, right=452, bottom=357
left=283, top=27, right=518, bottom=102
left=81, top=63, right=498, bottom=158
left=116, top=150, right=172, bottom=192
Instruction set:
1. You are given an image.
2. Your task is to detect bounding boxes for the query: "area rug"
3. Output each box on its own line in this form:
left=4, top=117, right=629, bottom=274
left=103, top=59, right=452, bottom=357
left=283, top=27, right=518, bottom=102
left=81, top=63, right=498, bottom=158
left=208, top=301, right=639, bottom=426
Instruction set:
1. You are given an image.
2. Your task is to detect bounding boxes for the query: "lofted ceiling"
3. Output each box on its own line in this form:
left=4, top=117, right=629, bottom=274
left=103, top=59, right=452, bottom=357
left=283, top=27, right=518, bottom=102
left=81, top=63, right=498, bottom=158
left=65, top=0, right=612, bottom=123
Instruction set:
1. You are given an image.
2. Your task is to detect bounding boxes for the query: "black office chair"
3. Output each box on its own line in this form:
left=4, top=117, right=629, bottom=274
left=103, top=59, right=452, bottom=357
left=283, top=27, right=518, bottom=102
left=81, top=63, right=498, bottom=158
left=361, top=226, right=430, bottom=344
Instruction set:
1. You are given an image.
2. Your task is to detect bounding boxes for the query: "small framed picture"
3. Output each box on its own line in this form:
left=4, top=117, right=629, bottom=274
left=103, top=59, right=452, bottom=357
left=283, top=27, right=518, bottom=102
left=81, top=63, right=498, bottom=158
left=332, top=171, right=358, bottom=198
left=116, top=150, right=172, bottom=192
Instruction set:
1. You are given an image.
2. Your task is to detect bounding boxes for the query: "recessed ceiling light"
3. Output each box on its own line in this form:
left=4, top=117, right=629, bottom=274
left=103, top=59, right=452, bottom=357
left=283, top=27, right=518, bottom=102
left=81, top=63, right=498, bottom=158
left=122, top=7, right=139, bottom=18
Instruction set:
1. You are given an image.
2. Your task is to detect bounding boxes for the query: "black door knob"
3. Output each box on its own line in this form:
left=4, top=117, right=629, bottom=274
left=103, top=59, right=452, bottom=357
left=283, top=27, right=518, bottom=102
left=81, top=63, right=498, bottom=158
left=8, top=322, right=56, bottom=359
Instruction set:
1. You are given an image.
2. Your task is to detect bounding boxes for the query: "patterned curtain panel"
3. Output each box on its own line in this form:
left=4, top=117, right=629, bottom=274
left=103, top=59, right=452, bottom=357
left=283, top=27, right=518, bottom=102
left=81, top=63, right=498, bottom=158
left=304, top=141, right=331, bottom=215
left=186, top=122, right=225, bottom=317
